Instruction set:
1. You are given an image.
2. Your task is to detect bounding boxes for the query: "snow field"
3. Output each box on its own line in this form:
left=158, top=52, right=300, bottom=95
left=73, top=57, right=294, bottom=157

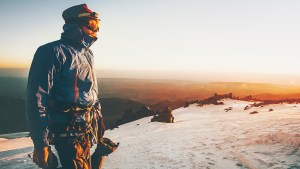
left=103, top=99, right=300, bottom=169
left=1, top=99, right=300, bottom=169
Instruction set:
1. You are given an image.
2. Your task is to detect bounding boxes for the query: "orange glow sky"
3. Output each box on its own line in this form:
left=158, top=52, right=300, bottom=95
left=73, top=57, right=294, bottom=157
left=0, top=0, right=300, bottom=84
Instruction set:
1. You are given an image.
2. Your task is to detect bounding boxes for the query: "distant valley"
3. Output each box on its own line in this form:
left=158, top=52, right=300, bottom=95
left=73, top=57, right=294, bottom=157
left=1, top=77, right=300, bottom=134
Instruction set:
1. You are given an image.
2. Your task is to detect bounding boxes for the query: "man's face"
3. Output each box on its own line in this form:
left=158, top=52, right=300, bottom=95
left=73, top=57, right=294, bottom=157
left=81, top=19, right=100, bottom=38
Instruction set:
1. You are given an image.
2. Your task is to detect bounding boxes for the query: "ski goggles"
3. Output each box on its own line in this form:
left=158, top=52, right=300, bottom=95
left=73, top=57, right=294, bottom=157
left=76, top=12, right=100, bottom=32
left=85, top=19, right=100, bottom=32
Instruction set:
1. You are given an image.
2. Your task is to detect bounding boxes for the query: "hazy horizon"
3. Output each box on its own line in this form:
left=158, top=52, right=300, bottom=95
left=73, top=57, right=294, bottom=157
left=1, top=68, right=300, bottom=85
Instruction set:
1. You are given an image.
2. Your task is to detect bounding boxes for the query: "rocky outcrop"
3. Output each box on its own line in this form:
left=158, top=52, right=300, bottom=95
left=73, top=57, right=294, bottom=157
left=242, top=95, right=254, bottom=101
left=224, top=107, right=233, bottom=112
left=151, top=107, right=174, bottom=123
left=244, top=105, right=251, bottom=110
left=250, top=111, right=258, bottom=114
left=185, top=93, right=233, bottom=107
left=100, top=98, right=145, bottom=129
left=116, top=106, right=156, bottom=126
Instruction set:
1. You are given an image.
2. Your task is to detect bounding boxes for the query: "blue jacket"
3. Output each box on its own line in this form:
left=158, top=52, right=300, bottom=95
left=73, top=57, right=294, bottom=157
left=26, top=23, right=99, bottom=149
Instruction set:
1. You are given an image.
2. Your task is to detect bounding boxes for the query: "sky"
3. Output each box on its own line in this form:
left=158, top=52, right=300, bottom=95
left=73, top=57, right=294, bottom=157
left=0, top=0, right=300, bottom=83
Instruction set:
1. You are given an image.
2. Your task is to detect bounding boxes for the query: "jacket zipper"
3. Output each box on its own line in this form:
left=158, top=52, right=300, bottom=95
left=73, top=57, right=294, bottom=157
left=84, top=50, right=96, bottom=105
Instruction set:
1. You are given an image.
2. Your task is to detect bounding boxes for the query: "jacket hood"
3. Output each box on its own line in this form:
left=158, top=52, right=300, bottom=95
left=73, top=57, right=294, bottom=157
left=61, top=23, right=97, bottom=49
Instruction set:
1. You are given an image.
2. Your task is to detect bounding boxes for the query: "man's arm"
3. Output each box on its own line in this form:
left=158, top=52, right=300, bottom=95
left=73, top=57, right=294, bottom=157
left=26, top=45, right=62, bottom=150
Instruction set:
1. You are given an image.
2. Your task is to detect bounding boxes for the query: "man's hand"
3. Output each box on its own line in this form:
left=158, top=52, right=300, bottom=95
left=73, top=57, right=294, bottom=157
left=94, top=137, right=119, bottom=156
left=33, top=146, right=58, bottom=169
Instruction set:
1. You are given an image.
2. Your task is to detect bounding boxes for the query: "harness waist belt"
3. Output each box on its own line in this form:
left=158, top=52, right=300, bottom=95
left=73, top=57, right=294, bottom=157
left=49, top=100, right=93, bottom=113
left=50, top=132, right=86, bottom=138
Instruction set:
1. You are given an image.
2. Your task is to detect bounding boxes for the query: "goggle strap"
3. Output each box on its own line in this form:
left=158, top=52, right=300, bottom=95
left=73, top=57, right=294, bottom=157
left=78, top=12, right=99, bottom=18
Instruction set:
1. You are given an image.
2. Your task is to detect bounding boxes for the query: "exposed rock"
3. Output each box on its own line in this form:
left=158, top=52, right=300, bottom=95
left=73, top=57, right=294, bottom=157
left=151, top=107, right=174, bottom=123
left=184, top=93, right=233, bottom=108
left=242, top=95, right=253, bottom=101
left=197, top=103, right=203, bottom=107
left=224, top=107, right=233, bottom=112
left=250, top=111, right=258, bottom=114
left=244, top=105, right=251, bottom=110
left=216, top=102, right=224, bottom=105
left=184, top=102, right=190, bottom=108
left=253, top=102, right=264, bottom=107
left=116, top=105, right=156, bottom=126
left=269, top=109, right=274, bottom=112
left=236, top=163, right=243, bottom=167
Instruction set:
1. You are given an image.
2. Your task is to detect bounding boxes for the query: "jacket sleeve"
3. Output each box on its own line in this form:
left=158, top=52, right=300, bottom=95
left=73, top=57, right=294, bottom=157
left=26, top=45, right=62, bottom=150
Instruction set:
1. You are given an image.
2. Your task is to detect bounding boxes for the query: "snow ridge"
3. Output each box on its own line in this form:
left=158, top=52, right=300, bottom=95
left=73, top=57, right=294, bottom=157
left=1, top=99, right=300, bottom=169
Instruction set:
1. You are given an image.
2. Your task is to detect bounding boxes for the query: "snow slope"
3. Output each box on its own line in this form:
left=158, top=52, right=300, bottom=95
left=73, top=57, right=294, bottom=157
left=1, top=99, right=300, bottom=169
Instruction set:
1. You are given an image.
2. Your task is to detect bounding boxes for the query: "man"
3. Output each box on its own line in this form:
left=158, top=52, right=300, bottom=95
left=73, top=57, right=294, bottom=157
left=26, top=4, right=115, bottom=169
